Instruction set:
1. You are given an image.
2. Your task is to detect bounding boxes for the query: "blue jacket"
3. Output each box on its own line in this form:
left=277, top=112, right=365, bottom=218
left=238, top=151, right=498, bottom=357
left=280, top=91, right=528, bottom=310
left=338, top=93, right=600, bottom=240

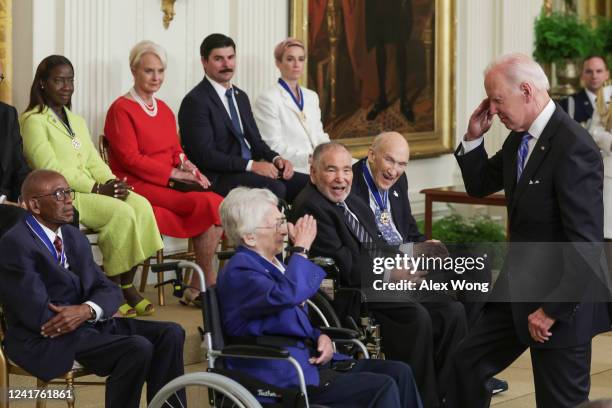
left=216, top=246, right=347, bottom=389
left=0, top=218, right=122, bottom=381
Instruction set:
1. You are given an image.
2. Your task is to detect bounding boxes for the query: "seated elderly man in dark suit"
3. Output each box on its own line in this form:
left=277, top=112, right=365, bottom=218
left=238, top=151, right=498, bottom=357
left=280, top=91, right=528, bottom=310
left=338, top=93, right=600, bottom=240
left=291, top=142, right=467, bottom=408
left=351, top=131, right=507, bottom=395
left=0, top=170, right=185, bottom=408
left=179, top=33, right=308, bottom=202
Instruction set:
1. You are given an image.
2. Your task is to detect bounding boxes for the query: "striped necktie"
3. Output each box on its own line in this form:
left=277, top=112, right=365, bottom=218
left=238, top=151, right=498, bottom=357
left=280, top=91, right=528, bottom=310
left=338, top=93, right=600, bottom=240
left=516, top=132, right=533, bottom=181
left=337, top=202, right=372, bottom=245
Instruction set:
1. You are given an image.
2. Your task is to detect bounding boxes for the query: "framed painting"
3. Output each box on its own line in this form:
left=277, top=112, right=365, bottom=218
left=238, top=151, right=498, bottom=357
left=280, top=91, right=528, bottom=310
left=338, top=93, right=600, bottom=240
left=290, top=0, right=455, bottom=159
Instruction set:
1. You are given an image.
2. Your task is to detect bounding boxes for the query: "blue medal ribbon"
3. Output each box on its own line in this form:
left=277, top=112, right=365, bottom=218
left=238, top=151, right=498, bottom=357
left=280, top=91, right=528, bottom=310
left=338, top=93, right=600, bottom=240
left=362, top=161, right=388, bottom=213
left=25, top=213, right=65, bottom=266
left=278, top=78, right=304, bottom=111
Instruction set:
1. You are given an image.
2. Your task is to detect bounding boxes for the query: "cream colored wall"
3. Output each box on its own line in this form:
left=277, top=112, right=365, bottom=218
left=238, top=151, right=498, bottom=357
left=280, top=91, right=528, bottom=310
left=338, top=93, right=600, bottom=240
left=12, top=0, right=543, bottom=219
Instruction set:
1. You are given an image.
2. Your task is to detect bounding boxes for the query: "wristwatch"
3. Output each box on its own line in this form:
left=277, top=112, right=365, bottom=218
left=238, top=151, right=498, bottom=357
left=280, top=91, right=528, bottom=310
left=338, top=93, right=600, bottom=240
left=86, top=304, right=96, bottom=322
left=287, top=246, right=309, bottom=256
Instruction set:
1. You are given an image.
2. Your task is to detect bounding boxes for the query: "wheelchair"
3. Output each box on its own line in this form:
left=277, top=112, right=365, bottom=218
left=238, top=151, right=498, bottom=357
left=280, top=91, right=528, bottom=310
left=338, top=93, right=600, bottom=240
left=307, top=257, right=383, bottom=360
left=148, top=260, right=370, bottom=408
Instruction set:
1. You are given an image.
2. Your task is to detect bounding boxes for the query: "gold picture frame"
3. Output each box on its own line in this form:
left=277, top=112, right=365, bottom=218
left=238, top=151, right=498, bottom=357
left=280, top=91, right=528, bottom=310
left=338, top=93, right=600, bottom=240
left=290, top=0, right=455, bottom=159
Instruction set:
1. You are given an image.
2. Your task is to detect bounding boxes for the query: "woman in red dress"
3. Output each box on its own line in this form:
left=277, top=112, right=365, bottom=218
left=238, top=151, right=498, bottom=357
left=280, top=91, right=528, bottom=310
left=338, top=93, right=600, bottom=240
left=104, top=40, right=223, bottom=302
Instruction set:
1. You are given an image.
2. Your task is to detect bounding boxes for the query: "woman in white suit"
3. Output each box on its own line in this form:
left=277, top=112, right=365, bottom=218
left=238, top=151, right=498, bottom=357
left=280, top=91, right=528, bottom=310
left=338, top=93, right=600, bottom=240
left=254, top=38, right=330, bottom=174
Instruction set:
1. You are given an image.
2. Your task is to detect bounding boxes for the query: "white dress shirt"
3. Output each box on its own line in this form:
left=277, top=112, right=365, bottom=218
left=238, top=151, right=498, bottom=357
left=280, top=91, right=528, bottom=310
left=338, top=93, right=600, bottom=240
left=208, top=77, right=254, bottom=171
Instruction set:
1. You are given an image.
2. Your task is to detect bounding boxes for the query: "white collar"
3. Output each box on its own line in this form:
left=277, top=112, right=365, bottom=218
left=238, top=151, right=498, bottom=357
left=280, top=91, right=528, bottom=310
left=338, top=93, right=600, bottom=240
left=208, top=77, right=234, bottom=99
left=527, top=99, right=556, bottom=140
left=33, top=217, right=64, bottom=244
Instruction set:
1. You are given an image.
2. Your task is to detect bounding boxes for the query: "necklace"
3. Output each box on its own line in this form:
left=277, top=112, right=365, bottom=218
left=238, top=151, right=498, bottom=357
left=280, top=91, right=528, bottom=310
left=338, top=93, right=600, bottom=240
left=129, top=87, right=158, bottom=117
left=49, top=106, right=81, bottom=150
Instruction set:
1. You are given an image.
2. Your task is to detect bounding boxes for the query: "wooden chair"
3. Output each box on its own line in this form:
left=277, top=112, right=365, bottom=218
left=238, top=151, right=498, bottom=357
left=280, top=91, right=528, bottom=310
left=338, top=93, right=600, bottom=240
left=98, top=135, right=195, bottom=306
left=0, top=308, right=104, bottom=408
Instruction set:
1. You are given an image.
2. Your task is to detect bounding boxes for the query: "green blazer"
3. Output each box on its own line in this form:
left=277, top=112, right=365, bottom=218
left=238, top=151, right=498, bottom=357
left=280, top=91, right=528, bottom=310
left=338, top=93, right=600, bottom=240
left=20, top=106, right=114, bottom=192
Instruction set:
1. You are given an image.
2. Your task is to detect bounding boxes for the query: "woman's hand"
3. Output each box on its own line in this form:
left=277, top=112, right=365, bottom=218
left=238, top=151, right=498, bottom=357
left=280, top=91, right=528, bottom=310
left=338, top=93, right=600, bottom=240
left=309, top=334, right=334, bottom=365
left=287, top=214, right=317, bottom=250
left=94, top=177, right=131, bottom=200
left=170, top=167, right=211, bottom=189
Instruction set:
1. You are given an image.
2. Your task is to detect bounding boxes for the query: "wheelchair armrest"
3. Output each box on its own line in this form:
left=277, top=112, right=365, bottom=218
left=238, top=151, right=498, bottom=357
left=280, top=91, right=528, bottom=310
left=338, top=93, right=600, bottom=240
left=309, top=256, right=336, bottom=267
left=221, top=345, right=290, bottom=359
left=319, top=327, right=359, bottom=340
left=150, top=261, right=181, bottom=273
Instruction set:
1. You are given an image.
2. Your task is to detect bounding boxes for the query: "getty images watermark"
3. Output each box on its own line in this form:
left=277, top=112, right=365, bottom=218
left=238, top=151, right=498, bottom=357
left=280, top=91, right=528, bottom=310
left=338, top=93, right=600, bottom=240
left=371, top=253, right=490, bottom=294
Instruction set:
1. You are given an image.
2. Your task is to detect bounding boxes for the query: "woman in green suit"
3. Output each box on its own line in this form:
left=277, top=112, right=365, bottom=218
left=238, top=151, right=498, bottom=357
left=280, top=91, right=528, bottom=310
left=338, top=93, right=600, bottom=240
left=20, top=55, right=163, bottom=317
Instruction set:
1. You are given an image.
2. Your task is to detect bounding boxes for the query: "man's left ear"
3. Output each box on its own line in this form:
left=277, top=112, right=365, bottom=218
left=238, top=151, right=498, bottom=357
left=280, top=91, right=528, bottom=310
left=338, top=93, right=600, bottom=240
left=521, top=82, right=533, bottom=102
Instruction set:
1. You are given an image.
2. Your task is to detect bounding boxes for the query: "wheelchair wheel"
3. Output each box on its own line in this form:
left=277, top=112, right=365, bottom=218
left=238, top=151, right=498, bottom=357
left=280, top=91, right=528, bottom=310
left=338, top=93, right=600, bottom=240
left=309, top=290, right=342, bottom=328
left=148, top=372, right=263, bottom=408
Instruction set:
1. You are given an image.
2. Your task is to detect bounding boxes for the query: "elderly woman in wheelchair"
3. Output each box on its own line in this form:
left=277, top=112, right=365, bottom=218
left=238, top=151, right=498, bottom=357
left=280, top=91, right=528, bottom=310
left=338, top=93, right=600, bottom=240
left=214, top=187, right=422, bottom=407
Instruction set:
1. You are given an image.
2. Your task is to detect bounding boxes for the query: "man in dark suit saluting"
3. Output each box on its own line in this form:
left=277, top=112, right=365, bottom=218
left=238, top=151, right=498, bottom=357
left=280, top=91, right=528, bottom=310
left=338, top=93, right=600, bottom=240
left=179, top=33, right=308, bottom=202
left=451, top=53, right=612, bottom=408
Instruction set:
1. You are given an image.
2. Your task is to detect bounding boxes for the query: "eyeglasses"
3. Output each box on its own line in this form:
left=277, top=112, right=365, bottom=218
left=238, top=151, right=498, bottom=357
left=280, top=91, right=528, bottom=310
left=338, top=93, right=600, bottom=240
left=0, top=74, right=5, bottom=84
left=33, top=188, right=75, bottom=202
left=256, top=217, right=287, bottom=232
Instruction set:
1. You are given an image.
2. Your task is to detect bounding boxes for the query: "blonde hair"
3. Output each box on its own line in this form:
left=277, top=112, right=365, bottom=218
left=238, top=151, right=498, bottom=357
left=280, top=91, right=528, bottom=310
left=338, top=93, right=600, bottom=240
left=274, top=37, right=304, bottom=62
left=596, top=87, right=611, bottom=132
left=129, top=40, right=167, bottom=70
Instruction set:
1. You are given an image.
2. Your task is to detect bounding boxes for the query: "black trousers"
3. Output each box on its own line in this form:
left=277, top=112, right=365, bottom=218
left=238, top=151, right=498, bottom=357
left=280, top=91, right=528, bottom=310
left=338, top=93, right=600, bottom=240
left=212, top=171, right=309, bottom=203
left=311, top=359, right=422, bottom=408
left=446, top=302, right=591, bottom=408
left=371, top=300, right=467, bottom=408
left=75, top=318, right=185, bottom=408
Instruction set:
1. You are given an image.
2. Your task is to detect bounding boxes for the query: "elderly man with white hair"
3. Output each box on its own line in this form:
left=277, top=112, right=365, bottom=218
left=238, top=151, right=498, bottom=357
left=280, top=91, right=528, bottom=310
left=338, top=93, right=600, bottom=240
left=451, top=53, right=612, bottom=407
left=216, top=187, right=422, bottom=408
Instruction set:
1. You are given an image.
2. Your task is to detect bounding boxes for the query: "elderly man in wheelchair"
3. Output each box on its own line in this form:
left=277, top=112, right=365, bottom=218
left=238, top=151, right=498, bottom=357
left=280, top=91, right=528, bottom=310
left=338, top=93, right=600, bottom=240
left=212, top=187, right=422, bottom=407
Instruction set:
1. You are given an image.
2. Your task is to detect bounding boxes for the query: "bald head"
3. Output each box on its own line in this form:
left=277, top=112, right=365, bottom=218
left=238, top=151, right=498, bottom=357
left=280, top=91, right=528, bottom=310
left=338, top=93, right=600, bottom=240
left=21, top=170, right=66, bottom=201
left=22, top=170, right=74, bottom=231
left=367, top=132, right=409, bottom=191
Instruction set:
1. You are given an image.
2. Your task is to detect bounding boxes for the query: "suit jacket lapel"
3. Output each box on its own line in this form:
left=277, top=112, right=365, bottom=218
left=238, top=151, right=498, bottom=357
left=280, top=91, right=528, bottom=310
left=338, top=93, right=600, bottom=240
left=509, top=109, right=558, bottom=218
left=203, top=78, right=242, bottom=139
left=346, top=194, right=381, bottom=242
left=45, top=108, right=71, bottom=137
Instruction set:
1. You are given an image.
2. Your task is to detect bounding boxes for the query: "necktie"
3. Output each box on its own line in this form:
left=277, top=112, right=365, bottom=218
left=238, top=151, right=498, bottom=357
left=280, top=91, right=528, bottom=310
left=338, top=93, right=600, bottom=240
left=516, top=132, right=533, bottom=181
left=53, top=236, right=63, bottom=264
left=338, top=202, right=373, bottom=245
left=225, top=88, right=252, bottom=160
left=374, top=207, right=403, bottom=245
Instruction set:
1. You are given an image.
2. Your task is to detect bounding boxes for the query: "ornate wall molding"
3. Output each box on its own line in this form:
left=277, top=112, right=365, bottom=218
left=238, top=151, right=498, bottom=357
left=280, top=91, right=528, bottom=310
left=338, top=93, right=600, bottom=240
left=0, top=0, right=12, bottom=103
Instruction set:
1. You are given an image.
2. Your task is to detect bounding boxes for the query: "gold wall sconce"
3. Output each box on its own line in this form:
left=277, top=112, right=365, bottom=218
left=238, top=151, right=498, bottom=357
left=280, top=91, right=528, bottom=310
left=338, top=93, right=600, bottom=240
left=161, top=0, right=176, bottom=29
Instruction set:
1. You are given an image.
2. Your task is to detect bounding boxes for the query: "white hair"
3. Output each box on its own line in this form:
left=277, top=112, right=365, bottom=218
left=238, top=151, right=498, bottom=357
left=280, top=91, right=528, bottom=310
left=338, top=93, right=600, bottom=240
left=129, top=40, right=168, bottom=70
left=485, top=53, right=550, bottom=92
left=220, top=187, right=279, bottom=245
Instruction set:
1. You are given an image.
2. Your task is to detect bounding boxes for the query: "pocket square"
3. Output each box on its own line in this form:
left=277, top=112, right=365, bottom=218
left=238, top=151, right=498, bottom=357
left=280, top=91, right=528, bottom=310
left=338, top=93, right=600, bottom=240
left=529, top=179, right=540, bottom=184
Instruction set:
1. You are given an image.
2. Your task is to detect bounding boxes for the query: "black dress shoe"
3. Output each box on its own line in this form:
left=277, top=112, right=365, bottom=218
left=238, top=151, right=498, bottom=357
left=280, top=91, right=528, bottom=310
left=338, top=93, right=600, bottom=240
left=366, top=101, right=389, bottom=121
left=400, top=100, right=415, bottom=122
left=486, top=377, right=509, bottom=395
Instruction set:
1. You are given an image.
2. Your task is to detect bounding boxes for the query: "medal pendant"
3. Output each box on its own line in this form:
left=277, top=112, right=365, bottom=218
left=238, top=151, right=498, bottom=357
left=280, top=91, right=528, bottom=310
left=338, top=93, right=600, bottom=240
left=72, top=138, right=81, bottom=150
left=299, top=111, right=306, bottom=122
left=379, top=211, right=390, bottom=225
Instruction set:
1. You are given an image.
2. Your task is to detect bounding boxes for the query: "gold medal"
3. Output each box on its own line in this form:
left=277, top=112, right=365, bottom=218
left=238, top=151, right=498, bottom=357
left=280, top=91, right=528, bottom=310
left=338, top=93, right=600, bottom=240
left=71, top=138, right=81, bottom=150
left=379, top=211, right=391, bottom=225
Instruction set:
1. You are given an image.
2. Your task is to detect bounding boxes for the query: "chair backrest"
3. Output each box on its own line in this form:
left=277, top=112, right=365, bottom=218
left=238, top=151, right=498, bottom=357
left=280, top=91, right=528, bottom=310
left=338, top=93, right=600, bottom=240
left=98, top=135, right=109, bottom=164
